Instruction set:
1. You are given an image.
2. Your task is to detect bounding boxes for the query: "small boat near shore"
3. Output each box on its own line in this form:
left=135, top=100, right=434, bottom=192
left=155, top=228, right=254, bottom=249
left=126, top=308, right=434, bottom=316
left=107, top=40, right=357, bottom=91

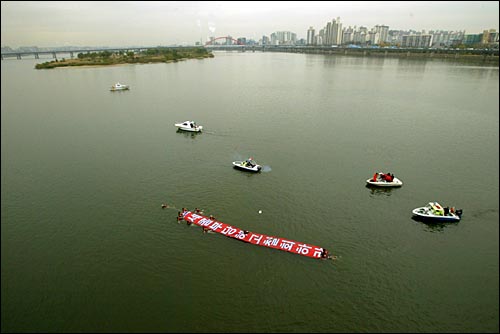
left=412, top=202, right=463, bottom=222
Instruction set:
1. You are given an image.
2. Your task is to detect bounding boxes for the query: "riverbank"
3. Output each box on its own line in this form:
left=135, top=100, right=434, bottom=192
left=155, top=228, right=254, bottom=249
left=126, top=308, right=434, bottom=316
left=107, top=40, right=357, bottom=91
left=265, top=47, right=499, bottom=65
left=208, top=45, right=498, bottom=65
left=34, top=47, right=214, bottom=69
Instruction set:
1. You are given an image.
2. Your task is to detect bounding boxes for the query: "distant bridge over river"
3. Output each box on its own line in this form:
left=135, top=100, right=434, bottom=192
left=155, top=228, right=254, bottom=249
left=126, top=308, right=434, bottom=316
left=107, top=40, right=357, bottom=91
left=0, top=46, right=201, bottom=60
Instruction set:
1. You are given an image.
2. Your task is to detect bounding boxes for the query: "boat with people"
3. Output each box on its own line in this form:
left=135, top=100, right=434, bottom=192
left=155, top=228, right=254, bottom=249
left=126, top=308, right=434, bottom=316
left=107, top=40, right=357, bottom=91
left=174, top=121, right=203, bottom=132
left=412, top=202, right=463, bottom=222
left=366, top=172, right=403, bottom=187
left=110, top=82, right=129, bottom=91
left=232, top=158, right=262, bottom=172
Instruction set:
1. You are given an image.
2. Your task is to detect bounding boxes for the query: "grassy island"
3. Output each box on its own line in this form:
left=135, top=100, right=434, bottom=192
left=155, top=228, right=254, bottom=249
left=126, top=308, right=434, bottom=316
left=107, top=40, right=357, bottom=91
left=35, top=47, right=214, bottom=69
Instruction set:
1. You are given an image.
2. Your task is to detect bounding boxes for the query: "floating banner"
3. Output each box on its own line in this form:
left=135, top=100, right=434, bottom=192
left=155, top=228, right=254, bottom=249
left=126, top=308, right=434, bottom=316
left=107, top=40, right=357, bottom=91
left=182, top=211, right=327, bottom=259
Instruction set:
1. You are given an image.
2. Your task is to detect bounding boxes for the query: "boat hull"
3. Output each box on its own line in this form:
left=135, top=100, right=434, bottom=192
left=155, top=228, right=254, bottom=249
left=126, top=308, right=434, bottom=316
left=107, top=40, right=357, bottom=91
left=110, top=84, right=129, bottom=91
left=232, top=161, right=261, bottom=172
left=175, top=124, right=203, bottom=132
left=366, top=177, right=403, bottom=187
left=412, top=208, right=461, bottom=222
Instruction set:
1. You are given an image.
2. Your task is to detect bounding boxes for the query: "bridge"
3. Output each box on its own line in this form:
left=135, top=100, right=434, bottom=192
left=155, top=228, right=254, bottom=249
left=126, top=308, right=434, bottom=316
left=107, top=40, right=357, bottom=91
left=204, top=36, right=245, bottom=46
left=0, top=45, right=203, bottom=60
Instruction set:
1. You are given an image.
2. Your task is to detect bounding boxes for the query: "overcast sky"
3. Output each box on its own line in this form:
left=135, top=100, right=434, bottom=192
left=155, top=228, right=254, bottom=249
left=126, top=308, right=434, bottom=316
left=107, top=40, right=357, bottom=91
left=1, top=1, right=498, bottom=48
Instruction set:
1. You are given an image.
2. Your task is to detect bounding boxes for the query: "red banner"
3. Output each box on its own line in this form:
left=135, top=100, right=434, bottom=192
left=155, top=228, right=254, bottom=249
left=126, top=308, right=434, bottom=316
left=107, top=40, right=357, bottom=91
left=182, top=211, right=328, bottom=259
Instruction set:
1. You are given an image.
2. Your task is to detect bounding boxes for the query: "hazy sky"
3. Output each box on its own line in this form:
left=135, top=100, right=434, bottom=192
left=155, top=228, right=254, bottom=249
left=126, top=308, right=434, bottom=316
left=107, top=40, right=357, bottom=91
left=1, top=1, right=499, bottom=48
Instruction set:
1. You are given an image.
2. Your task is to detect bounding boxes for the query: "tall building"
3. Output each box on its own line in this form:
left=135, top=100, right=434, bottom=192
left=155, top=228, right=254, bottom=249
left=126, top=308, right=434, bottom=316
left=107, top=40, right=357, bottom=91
left=324, top=17, right=342, bottom=45
left=368, top=30, right=380, bottom=45
left=375, top=25, right=389, bottom=43
left=342, top=26, right=354, bottom=44
left=315, top=28, right=325, bottom=45
left=482, top=29, right=498, bottom=44
left=463, top=34, right=482, bottom=45
left=307, top=27, right=315, bottom=45
left=270, top=31, right=297, bottom=45
left=352, top=26, right=368, bottom=44
left=401, top=34, right=433, bottom=48
left=429, top=30, right=465, bottom=47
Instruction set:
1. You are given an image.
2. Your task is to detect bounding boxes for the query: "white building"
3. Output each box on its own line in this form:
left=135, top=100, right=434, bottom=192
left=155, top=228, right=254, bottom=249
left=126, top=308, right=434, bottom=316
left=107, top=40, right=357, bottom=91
left=270, top=31, right=297, bottom=45
left=307, top=27, right=315, bottom=45
left=375, top=25, right=389, bottom=43
left=324, top=17, right=342, bottom=45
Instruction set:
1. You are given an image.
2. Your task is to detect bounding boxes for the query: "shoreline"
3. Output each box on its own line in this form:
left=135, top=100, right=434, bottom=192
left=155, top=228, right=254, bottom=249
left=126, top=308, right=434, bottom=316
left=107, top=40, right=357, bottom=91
left=50, top=59, right=202, bottom=69
left=265, top=48, right=499, bottom=65
left=34, top=49, right=214, bottom=69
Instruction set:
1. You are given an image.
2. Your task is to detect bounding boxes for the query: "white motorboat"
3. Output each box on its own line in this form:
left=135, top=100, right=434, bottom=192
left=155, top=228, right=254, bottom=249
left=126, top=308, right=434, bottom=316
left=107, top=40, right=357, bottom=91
left=366, top=172, right=403, bottom=187
left=110, top=82, right=129, bottom=91
left=412, top=202, right=463, bottom=222
left=174, top=121, right=203, bottom=132
left=232, top=158, right=262, bottom=172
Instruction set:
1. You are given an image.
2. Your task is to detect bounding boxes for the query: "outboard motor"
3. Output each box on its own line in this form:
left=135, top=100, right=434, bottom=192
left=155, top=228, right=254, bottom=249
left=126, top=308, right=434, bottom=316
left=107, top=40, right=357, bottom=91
left=456, top=209, right=463, bottom=217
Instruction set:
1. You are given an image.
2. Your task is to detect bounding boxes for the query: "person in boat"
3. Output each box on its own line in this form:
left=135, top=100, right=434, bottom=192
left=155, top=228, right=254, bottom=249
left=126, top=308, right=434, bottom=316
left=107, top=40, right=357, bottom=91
left=383, top=173, right=394, bottom=182
left=177, top=211, right=183, bottom=222
left=194, top=208, right=201, bottom=214
left=372, top=173, right=378, bottom=182
left=246, top=159, right=255, bottom=168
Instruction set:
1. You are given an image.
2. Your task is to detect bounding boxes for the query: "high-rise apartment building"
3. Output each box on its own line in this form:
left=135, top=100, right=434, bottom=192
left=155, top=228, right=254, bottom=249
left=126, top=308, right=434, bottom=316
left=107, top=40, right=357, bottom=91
left=323, top=17, right=342, bottom=46
left=375, top=25, right=389, bottom=43
left=307, top=27, right=315, bottom=45
left=270, top=31, right=297, bottom=45
left=401, top=34, right=433, bottom=48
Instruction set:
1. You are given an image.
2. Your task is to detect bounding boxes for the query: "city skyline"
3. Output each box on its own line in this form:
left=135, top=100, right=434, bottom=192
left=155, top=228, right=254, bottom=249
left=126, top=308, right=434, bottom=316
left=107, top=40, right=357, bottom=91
left=1, top=1, right=499, bottom=48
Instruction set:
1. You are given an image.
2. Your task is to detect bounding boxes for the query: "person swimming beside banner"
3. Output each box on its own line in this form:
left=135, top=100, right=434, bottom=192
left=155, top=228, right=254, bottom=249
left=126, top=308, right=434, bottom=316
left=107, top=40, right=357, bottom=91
left=321, top=248, right=337, bottom=260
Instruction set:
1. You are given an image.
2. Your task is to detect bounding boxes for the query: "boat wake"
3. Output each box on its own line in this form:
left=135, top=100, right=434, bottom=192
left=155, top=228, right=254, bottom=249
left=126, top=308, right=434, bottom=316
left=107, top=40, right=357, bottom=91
left=261, top=165, right=272, bottom=172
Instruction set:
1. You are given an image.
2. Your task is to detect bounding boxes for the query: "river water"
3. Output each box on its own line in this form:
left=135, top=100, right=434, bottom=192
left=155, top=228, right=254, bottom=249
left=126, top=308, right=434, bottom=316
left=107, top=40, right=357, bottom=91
left=1, top=51, right=498, bottom=333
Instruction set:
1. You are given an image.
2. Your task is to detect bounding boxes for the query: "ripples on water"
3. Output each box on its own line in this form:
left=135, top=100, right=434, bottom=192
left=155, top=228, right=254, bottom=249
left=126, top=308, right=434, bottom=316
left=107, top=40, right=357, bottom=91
left=1, top=54, right=498, bottom=333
